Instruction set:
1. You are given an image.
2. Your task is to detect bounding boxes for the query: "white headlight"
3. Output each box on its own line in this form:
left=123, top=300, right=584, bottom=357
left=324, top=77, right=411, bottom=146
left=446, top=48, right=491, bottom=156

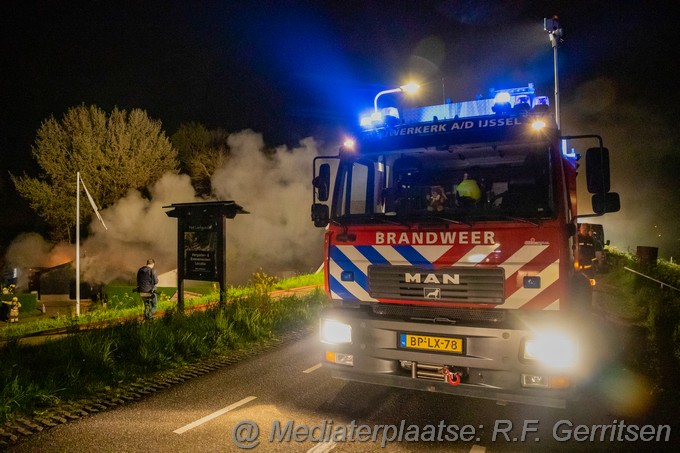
left=523, top=332, right=578, bottom=369
left=320, top=319, right=352, bottom=344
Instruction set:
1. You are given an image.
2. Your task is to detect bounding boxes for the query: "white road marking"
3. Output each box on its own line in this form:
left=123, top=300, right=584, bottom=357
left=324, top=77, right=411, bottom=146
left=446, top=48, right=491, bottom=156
left=303, top=363, right=323, bottom=374
left=173, top=396, right=257, bottom=434
left=307, top=440, right=337, bottom=453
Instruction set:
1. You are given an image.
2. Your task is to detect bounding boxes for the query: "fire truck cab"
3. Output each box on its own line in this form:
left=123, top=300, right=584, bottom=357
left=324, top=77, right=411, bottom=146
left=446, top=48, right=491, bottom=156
left=311, top=83, right=619, bottom=408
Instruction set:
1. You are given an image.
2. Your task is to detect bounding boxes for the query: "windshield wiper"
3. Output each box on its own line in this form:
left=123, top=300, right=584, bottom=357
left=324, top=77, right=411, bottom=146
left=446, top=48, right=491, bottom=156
left=476, top=214, right=542, bottom=226
left=334, top=214, right=409, bottom=227
left=369, top=215, right=409, bottom=226
left=420, top=215, right=471, bottom=226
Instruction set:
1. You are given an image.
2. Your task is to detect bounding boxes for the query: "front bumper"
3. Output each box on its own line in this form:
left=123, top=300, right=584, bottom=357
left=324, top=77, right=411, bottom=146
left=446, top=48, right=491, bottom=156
left=321, top=307, right=590, bottom=408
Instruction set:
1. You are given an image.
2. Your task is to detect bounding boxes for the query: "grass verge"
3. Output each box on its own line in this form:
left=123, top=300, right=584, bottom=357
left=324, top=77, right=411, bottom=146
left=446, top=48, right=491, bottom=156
left=0, top=273, right=324, bottom=340
left=0, top=275, right=327, bottom=425
left=597, top=249, right=680, bottom=387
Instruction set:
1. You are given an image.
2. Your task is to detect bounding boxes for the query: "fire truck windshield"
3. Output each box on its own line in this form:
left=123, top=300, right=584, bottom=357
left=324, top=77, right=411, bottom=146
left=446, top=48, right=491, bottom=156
left=330, top=142, right=554, bottom=223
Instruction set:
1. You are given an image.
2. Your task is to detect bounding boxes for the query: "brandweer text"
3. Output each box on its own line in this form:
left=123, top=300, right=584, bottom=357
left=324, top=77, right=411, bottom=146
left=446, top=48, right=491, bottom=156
left=376, top=231, right=495, bottom=245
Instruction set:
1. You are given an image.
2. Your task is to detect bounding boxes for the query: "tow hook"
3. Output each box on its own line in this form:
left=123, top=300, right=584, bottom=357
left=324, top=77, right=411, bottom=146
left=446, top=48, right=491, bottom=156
left=442, top=366, right=462, bottom=386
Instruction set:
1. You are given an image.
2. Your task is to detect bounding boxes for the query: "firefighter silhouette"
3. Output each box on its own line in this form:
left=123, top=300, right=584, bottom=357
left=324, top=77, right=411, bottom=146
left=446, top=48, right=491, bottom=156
left=578, top=223, right=596, bottom=273
left=2, top=297, right=21, bottom=323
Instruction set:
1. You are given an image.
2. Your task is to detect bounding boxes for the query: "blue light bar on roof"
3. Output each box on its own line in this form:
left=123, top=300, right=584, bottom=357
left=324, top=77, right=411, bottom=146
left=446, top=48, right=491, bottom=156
left=359, top=83, right=548, bottom=130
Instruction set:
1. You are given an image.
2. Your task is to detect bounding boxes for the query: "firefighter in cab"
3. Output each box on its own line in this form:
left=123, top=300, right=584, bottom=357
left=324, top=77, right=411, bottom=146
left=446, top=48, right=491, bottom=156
left=456, top=172, right=481, bottom=206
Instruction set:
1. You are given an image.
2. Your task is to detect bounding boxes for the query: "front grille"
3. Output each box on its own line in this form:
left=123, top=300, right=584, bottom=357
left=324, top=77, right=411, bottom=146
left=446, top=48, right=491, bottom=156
left=368, top=265, right=505, bottom=304
left=372, top=304, right=506, bottom=323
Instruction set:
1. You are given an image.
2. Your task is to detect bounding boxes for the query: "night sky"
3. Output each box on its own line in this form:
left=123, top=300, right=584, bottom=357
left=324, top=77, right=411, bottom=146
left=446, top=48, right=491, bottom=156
left=1, top=0, right=679, bottom=258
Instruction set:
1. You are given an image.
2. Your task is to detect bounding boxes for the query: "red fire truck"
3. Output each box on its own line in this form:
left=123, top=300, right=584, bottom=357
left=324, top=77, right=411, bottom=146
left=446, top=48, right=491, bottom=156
left=311, top=63, right=620, bottom=406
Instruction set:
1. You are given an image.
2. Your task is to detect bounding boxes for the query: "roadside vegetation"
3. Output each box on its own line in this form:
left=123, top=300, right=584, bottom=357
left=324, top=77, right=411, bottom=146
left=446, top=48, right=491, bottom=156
left=0, top=272, right=322, bottom=340
left=0, top=272, right=325, bottom=424
left=596, top=248, right=680, bottom=395
left=598, top=249, right=680, bottom=348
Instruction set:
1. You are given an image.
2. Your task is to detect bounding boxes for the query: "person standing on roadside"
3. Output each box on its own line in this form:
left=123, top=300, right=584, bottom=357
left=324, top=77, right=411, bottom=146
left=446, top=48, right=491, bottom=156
left=136, top=259, right=159, bottom=320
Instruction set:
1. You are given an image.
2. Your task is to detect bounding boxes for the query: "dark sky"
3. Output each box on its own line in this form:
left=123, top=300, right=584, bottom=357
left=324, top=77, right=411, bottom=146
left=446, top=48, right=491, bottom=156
left=1, top=0, right=679, bottom=256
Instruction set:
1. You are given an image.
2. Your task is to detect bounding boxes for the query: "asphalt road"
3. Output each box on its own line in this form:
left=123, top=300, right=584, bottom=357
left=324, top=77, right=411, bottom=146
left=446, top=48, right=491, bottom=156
left=8, top=325, right=676, bottom=453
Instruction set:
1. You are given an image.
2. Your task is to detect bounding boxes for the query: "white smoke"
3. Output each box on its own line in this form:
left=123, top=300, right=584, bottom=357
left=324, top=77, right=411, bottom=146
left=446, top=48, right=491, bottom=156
left=566, top=77, right=680, bottom=259
left=3, top=131, right=325, bottom=287
left=80, top=172, right=197, bottom=283
left=211, top=131, right=324, bottom=283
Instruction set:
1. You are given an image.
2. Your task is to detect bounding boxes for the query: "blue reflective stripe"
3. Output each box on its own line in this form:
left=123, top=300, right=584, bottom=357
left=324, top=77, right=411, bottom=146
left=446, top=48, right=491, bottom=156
left=394, top=246, right=433, bottom=269
left=329, top=247, right=369, bottom=291
left=355, top=245, right=389, bottom=265
left=329, top=246, right=348, bottom=263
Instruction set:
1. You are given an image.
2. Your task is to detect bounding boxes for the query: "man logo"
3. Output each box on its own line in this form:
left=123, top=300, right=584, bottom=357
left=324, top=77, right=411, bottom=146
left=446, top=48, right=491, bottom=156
left=405, top=273, right=460, bottom=285
left=424, top=288, right=441, bottom=299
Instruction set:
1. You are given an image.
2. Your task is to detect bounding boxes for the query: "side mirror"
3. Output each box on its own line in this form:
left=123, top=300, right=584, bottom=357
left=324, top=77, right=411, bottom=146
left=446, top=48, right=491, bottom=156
left=311, top=203, right=329, bottom=227
left=592, top=192, right=620, bottom=215
left=313, top=163, right=331, bottom=202
left=586, top=147, right=611, bottom=194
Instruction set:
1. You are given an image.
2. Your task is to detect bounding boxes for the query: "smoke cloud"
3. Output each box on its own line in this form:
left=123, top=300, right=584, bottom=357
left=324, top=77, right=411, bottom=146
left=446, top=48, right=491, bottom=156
left=566, top=78, right=680, bottom=260
left=4, top=131, right=325, bottom=287
left=211, top=131, right=324, bottom=283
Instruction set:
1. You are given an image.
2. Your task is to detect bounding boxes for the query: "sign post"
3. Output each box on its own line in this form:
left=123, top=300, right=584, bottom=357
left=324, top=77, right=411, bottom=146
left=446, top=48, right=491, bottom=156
left=164, top=201, right=248, bottom=311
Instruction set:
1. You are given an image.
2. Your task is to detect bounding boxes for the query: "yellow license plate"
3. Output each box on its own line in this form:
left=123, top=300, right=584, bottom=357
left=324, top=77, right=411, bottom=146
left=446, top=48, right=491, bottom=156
left=399, top=333, right=464, bottom=353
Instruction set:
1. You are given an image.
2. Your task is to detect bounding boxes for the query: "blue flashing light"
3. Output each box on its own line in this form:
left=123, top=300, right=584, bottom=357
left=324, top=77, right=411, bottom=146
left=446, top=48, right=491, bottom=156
left=360, top=83, right=547, bottom=129
left=382, top=107, right=399, bottom=119
left=494, top=92, right=511, bottom=104
left=382, top=107, right=400, bottom=126
left=533, top=96, right=550, bottom=107
left=360, top=110, right=383, bottom=129
left=492, top=91, right=512, bottom=114
left=532, top=96, right=550, bottom=114
left=514, top=95, right=530, bottom=106
left=513, top=95, right=531, bottom=114
left=359, top=107, right=400, bottom=129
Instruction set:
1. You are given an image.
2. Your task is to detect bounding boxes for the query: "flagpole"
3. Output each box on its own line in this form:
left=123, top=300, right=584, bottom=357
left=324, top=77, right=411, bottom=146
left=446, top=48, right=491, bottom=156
left=75, top=172, right=107, bottom=317
left=76, top=172, right=81, bottom=316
